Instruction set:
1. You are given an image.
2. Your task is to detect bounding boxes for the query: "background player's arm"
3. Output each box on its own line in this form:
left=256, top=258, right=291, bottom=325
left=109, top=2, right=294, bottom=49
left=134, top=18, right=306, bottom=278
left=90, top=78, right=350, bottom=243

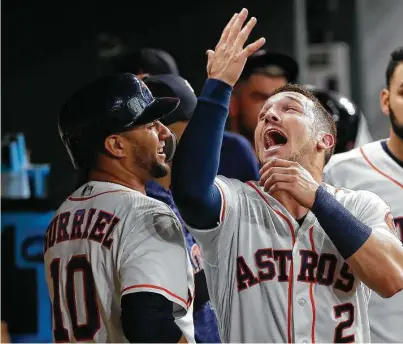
left=119, top=212, right=192, bottom=342
left=171, top=9, right=264, bottom=229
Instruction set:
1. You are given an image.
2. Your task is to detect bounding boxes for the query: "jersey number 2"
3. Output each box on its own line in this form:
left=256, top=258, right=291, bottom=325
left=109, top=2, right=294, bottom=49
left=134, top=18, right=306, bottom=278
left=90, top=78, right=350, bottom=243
left=334, top=303, right=355, bottom=343
left=50, top=255, right=100, bottom=342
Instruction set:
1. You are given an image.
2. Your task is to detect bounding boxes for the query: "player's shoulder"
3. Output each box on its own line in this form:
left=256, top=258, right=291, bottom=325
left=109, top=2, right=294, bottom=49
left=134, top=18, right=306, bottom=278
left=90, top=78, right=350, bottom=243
left=216, top=175, right=251, bottom=192
left=62, top=181, right=173, bottom=218
left=119, top=188, right=175, bottom=219
left=325, top=146, right=362, bottom=170
left=323, top=183, right=387, bottom=210
left=328, top=141, right=383, bottom=167
left=215, top=177, right=268, bottom=204
left=223, top=131, right=250, bottom=145
left=222, top=131, right=255, bottom=152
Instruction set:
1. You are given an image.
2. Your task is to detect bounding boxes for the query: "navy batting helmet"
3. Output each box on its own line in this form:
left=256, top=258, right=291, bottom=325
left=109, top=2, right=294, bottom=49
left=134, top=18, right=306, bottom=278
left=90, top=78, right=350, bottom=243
left=58, top=73, right=180, bottom=169
left=305, top=86, right=361, bottom=154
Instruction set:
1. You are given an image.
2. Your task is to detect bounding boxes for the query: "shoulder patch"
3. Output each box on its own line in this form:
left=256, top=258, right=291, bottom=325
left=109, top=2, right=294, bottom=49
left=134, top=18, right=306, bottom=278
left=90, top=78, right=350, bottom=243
left=385, top=212, right=398, bottom=236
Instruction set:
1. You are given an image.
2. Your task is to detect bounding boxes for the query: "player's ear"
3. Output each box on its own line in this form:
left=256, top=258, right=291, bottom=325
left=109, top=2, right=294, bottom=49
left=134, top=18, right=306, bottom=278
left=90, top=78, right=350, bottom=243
left=380, top=88, right=390, bottom=116
left=104, top=134, right=126, bottom=158
left=317, top=131, right=335, bottom=151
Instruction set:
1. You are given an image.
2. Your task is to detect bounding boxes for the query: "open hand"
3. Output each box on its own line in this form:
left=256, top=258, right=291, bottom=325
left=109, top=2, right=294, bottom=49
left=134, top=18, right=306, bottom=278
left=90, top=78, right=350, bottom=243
left=206, top=8, right=266, bottom=86
left=259, top=158, right=320, bottom=209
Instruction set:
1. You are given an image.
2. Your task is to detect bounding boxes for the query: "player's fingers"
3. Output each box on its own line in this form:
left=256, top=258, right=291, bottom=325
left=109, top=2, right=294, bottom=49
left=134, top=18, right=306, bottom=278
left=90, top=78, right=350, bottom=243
left=233, top=16, right=257, bottom=49
left=268, top=181, right=290, bottom=194
left=217, top=13, right=238, bottom=47
left=263, top=173, right=294, bottom=192
left=259, top=167, right=298, bottom=186
left=239, top=37, right=266, bottom=59
left=206, top=49, right=215, bottom=73
left=227, top=8, right=249, bottom=46
left=259, top=157, right=284, bottom=175
left=259, top=158, right=296, bottom=175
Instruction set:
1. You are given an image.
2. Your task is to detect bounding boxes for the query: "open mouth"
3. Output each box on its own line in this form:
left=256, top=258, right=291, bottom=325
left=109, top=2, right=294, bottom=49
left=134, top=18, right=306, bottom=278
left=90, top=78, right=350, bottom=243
left=157, top=145, right=165, bottom=156
left=264, top=129, right=288, bottom=150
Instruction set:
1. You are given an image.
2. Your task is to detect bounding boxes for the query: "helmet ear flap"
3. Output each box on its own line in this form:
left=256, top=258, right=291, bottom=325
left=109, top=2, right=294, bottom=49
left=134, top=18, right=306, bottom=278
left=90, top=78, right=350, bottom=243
left=163, top=130, right=177, bottom=163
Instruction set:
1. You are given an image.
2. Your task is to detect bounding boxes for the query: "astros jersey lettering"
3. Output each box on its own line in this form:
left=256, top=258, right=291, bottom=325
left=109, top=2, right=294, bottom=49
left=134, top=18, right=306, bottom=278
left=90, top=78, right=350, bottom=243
left=186, top=175, right=398, bottom=343
left=324, top=140, right=403, bottom=343
left=44, top=181, right=195, bottom=343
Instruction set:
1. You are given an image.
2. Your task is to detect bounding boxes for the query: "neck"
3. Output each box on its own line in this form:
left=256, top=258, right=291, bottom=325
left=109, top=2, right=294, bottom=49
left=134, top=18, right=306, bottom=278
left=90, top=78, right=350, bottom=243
left=387, top=130, right=403, bottom=162
left=154, top=173, right=171, bottom=191
left=88, top=167, right=146, bottom=194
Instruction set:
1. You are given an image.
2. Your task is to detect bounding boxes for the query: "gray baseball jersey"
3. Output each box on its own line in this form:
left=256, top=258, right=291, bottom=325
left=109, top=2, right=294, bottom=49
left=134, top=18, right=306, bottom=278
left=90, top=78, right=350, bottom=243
left=186, top=175, right=398, bottom=343
left=324, top=140, right=403, bottom=343
left=44, top=181, right=195, bottom=343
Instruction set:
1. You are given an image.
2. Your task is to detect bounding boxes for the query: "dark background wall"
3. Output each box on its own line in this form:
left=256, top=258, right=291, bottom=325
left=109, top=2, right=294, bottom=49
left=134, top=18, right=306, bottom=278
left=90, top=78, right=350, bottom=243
left=2, top=0, right=296, bottom=203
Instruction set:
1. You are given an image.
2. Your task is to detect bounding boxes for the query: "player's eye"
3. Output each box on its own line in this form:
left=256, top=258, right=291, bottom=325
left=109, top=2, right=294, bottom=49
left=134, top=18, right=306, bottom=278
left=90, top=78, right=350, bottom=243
left=285, top=106, right=298, bottom=112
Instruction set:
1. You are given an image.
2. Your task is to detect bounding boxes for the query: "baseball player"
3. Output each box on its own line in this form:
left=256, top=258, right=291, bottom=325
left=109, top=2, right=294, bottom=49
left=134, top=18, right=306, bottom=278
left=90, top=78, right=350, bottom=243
left=324, top=46, right=403, bottom=342
left=43, top=74, right=195, bottom=343
left=171, top=9, right=403, bottom=342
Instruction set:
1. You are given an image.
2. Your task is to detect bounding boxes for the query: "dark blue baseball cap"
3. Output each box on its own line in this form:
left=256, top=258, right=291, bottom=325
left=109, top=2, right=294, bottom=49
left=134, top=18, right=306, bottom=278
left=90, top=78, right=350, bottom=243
left=144, top=74, right=197, bottom=126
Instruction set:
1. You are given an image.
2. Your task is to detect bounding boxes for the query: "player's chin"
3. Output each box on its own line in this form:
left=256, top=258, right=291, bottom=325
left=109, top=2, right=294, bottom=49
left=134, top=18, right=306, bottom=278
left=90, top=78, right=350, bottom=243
left=150, top=160, right=170, bottom=179
left=262, top=145, right=289, bottom=162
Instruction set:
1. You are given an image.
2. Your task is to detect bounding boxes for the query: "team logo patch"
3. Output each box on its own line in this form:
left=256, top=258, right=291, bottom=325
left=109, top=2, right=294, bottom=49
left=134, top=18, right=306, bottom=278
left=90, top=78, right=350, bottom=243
left=127, top=97, right=147, bottom=114
left=152, top=214, right=182, bottom=243
left=81, top=184, right=93, bottom=197
left=385, top=212, right=397, bottom=235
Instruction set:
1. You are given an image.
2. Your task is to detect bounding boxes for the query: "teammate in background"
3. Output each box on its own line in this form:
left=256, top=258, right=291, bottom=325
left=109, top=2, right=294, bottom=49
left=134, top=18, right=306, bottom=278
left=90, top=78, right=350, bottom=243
left=113, top=48, right=179, bottom=79
left=324, top=46, right=403, bottom=343
left=143, top=74, right=221, bottom=343
left=171, top=9, right=403, bottom=342
left=228, top=48, right=298, bottom=148
left=306, top=86, right=373, bottom=153
left=44, top=74, right=194, bottom=343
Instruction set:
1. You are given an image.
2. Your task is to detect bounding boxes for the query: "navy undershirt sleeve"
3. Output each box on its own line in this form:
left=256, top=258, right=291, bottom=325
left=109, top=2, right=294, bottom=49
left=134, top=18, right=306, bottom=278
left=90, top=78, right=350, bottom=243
left=121, top=292, right=182, bottom=343
left=171, top=79, right=232, bottom=229
left=311, top=186, right=372, bottom=259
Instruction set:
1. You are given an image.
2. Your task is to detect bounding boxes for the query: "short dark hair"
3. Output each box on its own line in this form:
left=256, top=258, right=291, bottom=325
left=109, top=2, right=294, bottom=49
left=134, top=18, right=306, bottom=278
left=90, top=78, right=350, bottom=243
left=268, top=84, right=337, bottom=165
left=386, top=47, right=403, bottom=88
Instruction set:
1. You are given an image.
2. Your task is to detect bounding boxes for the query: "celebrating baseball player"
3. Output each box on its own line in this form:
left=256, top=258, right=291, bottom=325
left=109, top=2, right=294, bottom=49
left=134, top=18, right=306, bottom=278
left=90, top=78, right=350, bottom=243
left=171, top=8, right=403, bottom=343
left=324, top=46, right=403, bottom=343
left=44, top=74, right=194, bottom=343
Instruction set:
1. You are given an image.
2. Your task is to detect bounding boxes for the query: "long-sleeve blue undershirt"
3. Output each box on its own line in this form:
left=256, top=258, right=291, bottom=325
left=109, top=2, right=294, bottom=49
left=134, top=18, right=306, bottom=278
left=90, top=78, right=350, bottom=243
left=171, top=79, right=232, bottom=229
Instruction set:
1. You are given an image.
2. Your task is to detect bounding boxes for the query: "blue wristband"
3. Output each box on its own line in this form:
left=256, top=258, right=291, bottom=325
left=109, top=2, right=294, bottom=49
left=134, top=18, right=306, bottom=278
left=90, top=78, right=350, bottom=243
left=311, top=186, right=372, bottom=259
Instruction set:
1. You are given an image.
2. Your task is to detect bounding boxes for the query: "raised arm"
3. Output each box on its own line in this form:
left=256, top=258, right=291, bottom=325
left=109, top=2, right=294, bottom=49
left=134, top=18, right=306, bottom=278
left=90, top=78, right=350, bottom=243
left=171, top=8, right=265, bottom=229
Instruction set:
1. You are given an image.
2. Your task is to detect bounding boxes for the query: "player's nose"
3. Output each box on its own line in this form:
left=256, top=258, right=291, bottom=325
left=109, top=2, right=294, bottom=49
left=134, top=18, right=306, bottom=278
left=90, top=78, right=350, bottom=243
left=264, top=108, right=281, bottom=124
left=156, top=121, right=171, bottom=140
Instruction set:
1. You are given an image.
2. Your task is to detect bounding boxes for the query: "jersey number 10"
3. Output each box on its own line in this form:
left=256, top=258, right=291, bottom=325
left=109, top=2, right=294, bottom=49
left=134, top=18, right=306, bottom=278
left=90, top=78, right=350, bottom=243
left=50, top=254, right=100, bottom=342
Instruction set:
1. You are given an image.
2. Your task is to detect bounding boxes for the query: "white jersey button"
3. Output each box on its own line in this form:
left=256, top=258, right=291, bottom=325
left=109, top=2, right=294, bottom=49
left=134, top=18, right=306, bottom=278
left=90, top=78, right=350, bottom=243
left=298, top=298, right=306, bottom=306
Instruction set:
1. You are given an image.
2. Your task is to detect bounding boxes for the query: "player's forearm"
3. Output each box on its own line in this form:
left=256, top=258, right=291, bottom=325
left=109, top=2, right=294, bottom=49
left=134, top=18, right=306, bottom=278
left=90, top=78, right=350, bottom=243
left=172, top=79, right=232, bottom=228
left=311, top=186, right=403, bottom=297
left=347, top=232, right=403, bottom=298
